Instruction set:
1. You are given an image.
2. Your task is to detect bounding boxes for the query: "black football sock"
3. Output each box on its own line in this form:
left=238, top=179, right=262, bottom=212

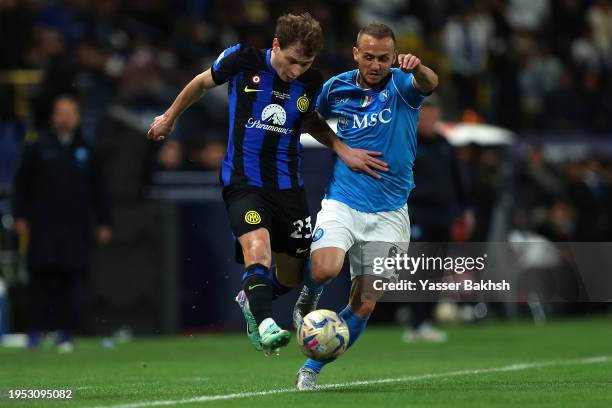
left=242, top=264, right=274, bottom=325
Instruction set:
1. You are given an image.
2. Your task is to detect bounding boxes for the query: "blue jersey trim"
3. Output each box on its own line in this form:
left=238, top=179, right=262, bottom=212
left=212, top=43, right=241, bottom=73
left=222, top=74, right=239, bottom=185
left=265, top=49, right=274, bottom=72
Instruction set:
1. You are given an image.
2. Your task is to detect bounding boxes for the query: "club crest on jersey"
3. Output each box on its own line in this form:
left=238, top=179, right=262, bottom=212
left=251, top=75, right=260, bottom=84
left=379, top=89, right=390, bottom=102
left=360, top=95, right=373, bottom=107
left=297, top=94, right=309, bottom=112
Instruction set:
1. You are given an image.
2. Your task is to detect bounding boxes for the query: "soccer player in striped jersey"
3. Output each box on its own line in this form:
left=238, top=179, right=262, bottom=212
left=147, top=13, right=387, bottom=355
left=294, top=23, right=438, bottom=389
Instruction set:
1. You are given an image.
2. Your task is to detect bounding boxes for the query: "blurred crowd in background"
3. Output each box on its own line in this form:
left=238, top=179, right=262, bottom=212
left=0, top=0, right=611, bottom=244
left=2, top=0, right=612, bottom=135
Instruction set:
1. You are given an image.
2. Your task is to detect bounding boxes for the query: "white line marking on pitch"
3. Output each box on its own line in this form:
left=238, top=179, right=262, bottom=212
left=89, top=355, right=612, bottom=408
left=76, top=377, right=210, bottom=391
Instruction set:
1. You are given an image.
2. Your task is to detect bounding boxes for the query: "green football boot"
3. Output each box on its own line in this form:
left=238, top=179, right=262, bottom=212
left=234, top=290, right=262, bottom=351
left=259, top=320, right=291, bottom=355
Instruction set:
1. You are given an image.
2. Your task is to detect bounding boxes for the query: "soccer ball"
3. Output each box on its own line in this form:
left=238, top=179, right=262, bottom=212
left=297, top=309, right=350, bottom=361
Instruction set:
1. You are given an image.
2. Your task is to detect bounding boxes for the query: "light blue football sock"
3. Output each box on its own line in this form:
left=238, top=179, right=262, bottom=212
left=303, top=305, right=369, bottom=374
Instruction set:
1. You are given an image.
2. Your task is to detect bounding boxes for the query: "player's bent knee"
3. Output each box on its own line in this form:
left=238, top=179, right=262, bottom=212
left=310, top=259, right=339, bottom=284
left=310, top=247, right=345, bottom=284
left=240, top=231, right=272, bottom=267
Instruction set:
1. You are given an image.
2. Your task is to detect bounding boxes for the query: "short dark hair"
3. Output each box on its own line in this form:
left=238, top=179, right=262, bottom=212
left=53, top=94, right=80, bottom=109
left=275, top=13, right=323, bottom=57
left=356, top=23, right=396, bottom=47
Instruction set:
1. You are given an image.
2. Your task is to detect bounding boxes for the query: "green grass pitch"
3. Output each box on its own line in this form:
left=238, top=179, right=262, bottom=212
left=1, top=318, right=611, bottom=408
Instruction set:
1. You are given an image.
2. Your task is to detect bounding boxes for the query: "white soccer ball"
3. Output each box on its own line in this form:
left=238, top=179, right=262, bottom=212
left=297, top=309, right=350, bottom=361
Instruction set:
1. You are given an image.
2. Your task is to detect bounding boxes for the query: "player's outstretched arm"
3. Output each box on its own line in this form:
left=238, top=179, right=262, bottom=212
left=397, top=54, right=438, bottom=93
left=147, top=68, right=218, bottom=141
left=302, top=111, right=388, bottom=179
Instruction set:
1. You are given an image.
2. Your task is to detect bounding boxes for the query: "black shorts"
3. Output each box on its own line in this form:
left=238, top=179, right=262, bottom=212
left=222, top=185, right=313, bottom=264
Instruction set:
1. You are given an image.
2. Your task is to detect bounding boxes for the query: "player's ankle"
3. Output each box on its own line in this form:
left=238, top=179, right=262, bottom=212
left=258, top=318, right=277, bottom=335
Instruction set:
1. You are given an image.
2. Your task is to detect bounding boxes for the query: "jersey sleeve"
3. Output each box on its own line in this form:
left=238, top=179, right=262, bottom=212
left=315, top=76, right=335, bottom=119
left=210, top=44, right=242, bottom=85
left=393, top=70, right=430, bottom=109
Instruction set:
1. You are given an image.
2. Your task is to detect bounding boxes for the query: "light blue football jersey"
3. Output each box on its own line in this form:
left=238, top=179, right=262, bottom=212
left=316, top=68, right=428, bottom=212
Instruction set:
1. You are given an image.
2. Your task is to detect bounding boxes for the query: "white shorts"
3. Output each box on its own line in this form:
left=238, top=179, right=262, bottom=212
left=310, top=199, right=411, bottom=280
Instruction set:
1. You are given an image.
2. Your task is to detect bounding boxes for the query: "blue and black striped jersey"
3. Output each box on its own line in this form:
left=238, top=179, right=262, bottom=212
left=211, top=44, right=323, bottom=190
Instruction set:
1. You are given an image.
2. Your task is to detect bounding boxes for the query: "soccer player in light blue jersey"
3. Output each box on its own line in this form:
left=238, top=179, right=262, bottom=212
left=294, top=23, right=438, bottom=390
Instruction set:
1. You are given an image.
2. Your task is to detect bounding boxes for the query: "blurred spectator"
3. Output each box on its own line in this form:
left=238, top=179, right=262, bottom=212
left=404, top=98, right=473, bottom=343
left=189, top=141, right=226, bottom=170
left=565, top=159, right=610, bottom=240
left=517, top=147, right=566, bottom=215
left=578, top=71, right=610, bottom=133
left=487, top=0, right=521, bottom=129
left=540, top=68, right=582, bottom=131
left=471, top=148, right=501, bottom=241
left=519, top=44, right=563, bottom=127
left=0, top=0, right=33, bottom=70
left=571, top=28, right=602, bottom=72
left=587, top=0, right=612, bottom=69
left=505, top=0, right=550, bottom=32
left=551, top=0, right=586, bottom=57
left=536, top=201, right=576, bottom=242
left=157, top=139, right=183, bottom=170
left=443, top=4, right=493, bottom=113
left=11, top=95, right=112, bottom=351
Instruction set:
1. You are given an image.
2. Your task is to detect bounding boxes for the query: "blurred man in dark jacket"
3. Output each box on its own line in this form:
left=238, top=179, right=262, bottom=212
left=404, top=97, right=474, bottom=343
left=11, top=95, right=112, bottom=351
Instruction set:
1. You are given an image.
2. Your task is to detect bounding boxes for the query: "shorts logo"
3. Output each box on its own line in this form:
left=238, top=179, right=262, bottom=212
left=297, top=94, right=309, bottom=112
left=312, top=228, right=324, bottom=242
left=296, top=247, right=309, bottom=254
left=244, top=210, right=261, bottom=225
left=379, top=89, right=390, bottom=102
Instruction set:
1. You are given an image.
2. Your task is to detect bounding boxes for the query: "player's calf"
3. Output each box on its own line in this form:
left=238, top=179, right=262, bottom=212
left=242, top=263, right=275, bottom=325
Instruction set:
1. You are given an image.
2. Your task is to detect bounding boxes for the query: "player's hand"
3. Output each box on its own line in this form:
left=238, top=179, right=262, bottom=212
left=147, top=113, right=175, bottom=141
left=398, top=53, right=421, bottom=73
left=339, top=146, right=388, bottom=179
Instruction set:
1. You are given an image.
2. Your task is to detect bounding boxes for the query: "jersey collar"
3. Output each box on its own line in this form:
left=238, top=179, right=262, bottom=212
left=265, top=49, right=274, bottom=71
left=354, top=69, right=392, bottom=92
